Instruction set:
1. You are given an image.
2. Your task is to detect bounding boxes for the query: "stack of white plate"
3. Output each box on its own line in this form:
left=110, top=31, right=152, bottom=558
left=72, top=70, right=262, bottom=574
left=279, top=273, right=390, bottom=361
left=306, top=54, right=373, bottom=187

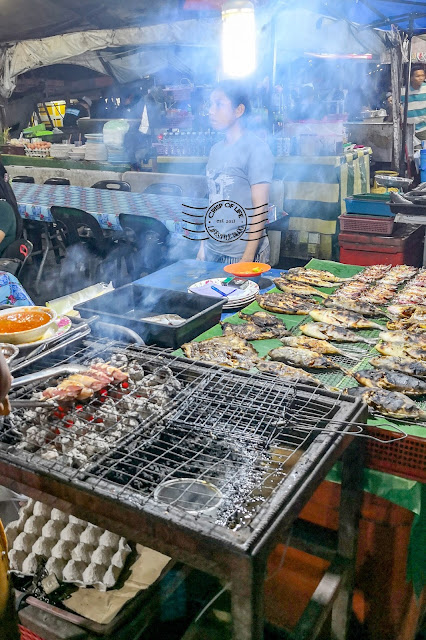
left=69, top=146, right=86, bottom=161
left=50, top=144, right=73, bottom=159
left=188, top=278, right=259, bottom=310
left=84, top=134, right=108, bottom=162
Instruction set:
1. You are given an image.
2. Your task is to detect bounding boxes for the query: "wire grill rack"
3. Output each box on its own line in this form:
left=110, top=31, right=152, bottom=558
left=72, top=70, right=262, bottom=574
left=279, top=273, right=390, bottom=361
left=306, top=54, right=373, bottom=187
left=1, top=337, right=365, bottom=545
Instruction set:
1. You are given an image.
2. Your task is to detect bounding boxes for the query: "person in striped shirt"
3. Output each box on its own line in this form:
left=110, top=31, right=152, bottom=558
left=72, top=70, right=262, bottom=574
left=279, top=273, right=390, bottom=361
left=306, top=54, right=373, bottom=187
left=401, top=64, right=426, bottom=143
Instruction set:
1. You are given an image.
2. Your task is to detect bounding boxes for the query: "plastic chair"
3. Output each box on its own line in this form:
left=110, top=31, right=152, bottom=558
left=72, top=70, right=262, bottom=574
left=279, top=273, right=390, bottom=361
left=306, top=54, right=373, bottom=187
left=118, top=213, right=169, bottom=279
left=11, top=176, right=34, bottom=184
left=44, top=177, right=70, bottom=186
left=143, top=183, right=183, bottom=196
left=91, top=180, right=131, bottom=192
left=0, top=239, right=33, bottom=277
left=51, top=206, right=120, bottom=287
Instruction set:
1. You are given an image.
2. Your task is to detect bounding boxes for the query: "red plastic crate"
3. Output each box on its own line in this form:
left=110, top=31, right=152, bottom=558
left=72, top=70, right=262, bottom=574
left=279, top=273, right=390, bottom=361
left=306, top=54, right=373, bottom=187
left=338, top=214, right=394, bottom=235
left=19, top=625, right=45, bottom=640
left=365, top=428, right=426, bottom=483
left=339, top=223, right=424, bottom=266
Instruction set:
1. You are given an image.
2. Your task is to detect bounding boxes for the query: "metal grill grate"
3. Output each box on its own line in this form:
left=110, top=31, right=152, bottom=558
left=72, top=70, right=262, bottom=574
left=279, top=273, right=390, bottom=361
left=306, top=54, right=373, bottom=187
left=1, top=338, right=365, bottom=544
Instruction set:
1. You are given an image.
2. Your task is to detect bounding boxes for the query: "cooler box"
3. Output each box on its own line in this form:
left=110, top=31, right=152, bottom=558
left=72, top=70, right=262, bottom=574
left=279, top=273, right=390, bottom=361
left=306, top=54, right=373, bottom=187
left=339, top=223, right=424, bottom=266
left=344, top=193, right=392, bottom=217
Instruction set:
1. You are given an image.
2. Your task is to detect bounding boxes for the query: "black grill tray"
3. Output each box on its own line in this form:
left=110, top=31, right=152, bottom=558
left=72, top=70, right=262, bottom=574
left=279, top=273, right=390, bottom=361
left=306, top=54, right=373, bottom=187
left=75, top=283, right=224, bottom=349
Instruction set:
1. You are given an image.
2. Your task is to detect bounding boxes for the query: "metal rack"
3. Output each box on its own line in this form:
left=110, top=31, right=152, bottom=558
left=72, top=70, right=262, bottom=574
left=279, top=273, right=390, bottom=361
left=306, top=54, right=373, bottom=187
left=0, top=338, right=367, bottom=639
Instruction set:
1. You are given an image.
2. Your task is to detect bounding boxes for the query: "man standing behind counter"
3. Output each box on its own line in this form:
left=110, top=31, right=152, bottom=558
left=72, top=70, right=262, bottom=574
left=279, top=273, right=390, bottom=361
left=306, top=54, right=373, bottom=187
left=401, top=64, right=426, bottom=145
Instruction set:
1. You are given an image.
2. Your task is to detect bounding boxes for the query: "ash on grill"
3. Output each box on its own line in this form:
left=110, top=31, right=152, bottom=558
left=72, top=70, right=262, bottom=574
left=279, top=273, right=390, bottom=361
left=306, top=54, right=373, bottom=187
left=4, top=356, right=182, bottom=468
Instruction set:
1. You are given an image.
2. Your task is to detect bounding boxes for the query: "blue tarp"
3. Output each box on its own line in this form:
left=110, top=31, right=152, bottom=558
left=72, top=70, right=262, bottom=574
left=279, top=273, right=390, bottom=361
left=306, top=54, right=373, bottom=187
left=310, top=1, right=426, bottom=33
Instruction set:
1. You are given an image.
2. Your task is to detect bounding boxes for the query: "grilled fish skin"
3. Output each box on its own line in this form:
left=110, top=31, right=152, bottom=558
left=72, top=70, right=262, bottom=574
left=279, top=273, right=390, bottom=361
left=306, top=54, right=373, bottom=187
left=286, top=268, right=346, bottom=283
left=238, top=311, right=283, bottom=327
left=347, top=387, right=426, bottom=420
left=354, top=369, right=426, bottom=396
left=324, top=297, right=382, bottom=317
left=375, top=342, right=426, bottom=360
left=309, top=308, right=382, bottom=329
left=256, top=360, right=322, bottom=386
left=273, top=278, right=329, bottom=299
left=280, top=336, right=356, bottom=358
left=256, top=293, right=318, bottom=315
left=221, top=322, right=290, bottom=340
left=379, top=330, right=426, bottom=345
left=300, top=322, right=375, bottom=345
left=182, top=335, right=259, bottom=370
left=268, top=346, right=346, bottom=371
left=370, top=356, right=426, bottom=378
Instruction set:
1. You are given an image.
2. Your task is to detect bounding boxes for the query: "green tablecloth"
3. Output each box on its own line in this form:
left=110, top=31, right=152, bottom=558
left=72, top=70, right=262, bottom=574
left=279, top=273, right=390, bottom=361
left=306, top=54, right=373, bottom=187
left=177, top=258, right=425, bottom=593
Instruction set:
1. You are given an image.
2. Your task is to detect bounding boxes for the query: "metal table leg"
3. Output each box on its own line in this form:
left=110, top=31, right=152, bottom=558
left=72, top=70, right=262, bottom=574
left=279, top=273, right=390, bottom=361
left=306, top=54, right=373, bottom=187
left=231, top=554, right=267, bottom=640
left=331, top=439, right=364, bottom=640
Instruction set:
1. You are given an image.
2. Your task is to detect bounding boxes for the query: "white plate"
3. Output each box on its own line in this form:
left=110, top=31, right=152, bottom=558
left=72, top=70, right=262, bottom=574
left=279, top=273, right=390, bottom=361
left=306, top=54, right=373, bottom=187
left=188, top=278, right=259, bottom=302
left=16, top=316, right=72, bottom=349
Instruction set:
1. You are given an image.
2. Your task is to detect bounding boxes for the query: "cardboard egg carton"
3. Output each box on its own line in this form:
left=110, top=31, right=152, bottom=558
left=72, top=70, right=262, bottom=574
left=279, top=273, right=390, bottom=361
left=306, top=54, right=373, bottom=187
left=6, top=499, right=131, bottom=591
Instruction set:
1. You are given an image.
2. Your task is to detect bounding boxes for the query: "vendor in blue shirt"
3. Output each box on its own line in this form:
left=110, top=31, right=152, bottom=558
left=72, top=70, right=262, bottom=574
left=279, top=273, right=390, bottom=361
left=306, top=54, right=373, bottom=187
left=63, top=97, right=91, bottom=128
left=197, top=81, right=274, bottom=265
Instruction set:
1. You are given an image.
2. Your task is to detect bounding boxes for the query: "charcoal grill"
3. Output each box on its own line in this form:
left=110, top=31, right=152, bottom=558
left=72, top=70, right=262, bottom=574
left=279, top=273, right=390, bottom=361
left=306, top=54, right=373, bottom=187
left=0, top=337, right=367, bottom=640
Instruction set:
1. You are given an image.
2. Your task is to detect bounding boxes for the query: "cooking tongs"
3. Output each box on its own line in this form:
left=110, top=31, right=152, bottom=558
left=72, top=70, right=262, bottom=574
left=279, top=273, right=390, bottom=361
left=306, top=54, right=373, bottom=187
left=4, top=365, right=88, bottom=411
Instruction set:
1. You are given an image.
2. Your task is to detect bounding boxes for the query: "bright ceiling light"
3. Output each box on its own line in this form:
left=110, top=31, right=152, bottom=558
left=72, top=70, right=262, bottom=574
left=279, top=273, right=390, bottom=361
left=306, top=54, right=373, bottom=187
left=221, top=0, right=256, bottom=78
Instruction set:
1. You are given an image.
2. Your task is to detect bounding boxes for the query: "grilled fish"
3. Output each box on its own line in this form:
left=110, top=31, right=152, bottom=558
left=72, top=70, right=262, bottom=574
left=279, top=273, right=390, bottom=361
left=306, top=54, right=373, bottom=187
left=182, top=335, right=259, bottom=370
left=256, top=293, right=317, bottom=315
left=378, top=330, right=426, bottom=345
left=354, top=369, right=426, bottom=396
left=268, top=346, right=346, bottom=371
left=309, top=308, right=382, bottom=329
left=221, top=321, right=290, bottom=340
left=324, top=297, right=382, bottom=317
left=371, top=356, right=426, bottom=378
left=238, top=311, right=284, bottom=327
left=273, top=278, right=329, bottom=299
left=347, top=387, right=426, bottom=420
left=375, top=342, right=426, bottom=360
left=286, top=268, right=346, bottom=283
left=256, top=360, right=322, bottom=386
left=300, top=322, right=375, bottom=345
left=280, top=336, right=356, bottom=359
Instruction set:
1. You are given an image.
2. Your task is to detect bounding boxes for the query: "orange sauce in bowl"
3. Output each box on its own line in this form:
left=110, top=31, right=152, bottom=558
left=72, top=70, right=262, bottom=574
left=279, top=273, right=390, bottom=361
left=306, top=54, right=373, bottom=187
left=0, top=310, right=52, bottom=334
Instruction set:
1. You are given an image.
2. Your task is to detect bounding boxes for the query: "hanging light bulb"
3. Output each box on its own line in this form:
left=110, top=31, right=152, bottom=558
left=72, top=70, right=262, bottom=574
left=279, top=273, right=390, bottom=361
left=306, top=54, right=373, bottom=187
left=221, top=0, right=256, bottom=78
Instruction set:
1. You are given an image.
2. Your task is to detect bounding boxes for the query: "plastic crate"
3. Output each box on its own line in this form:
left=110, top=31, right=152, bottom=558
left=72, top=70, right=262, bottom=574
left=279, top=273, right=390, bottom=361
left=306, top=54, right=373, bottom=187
left=345, top=195, right=392, bottom=216
left=338, top=214, right=394, bottom=235
left=365, top=428, right=426, bottom=482
left=339, top=223, right=424, bottom=266
left=19, top=625, right=45, bottom=640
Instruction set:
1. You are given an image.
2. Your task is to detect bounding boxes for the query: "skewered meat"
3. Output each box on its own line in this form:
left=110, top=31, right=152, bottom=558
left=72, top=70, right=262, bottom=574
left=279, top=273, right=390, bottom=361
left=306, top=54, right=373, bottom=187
left=309, top=309, right=382, bottom=329
left=268, top=346, right=346, bottom=371
left=256, top=360, right=322, bottom=386
left=273, top=278, right=328, bottom=299
left=238, top=311, right=284, bottom=327
left=256, top=293, right=318, bottom=315
left=41, top=362, right=128, bottom=402
left=347, top=387, right=426, bottom=420
left=371, top=356, right=426, bottom=378
left=324, top=297, right=382, bottom=317
left=300, top=322, right=375, bottom=345
left=221, top=321, right=289, bottom=340
left=280, top=336, right=356, bottom=359
left=181, top=335, right=259, bottom=370
left=354, top=369, right=426, bottom=396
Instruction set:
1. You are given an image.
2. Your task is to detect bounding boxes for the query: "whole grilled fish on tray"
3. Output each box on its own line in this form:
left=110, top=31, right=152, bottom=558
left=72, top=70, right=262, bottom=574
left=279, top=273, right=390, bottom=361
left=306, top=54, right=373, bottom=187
left=375, top=342, right=426, bottom=360
left=378, top=330, right=426, bottom=345
left=238, top=311, right=285, bottom=328
left=268, top=346, right=347, bottom=371
left=324, top=297, right=384, bottom=317
left=309, top=309, right=382, bottom=330
left=256, top=293, right=318, bottom=315
left=280, top=336, right=357, bottom=359
left=221, top=321, right=290, bottom=341
left=182, top=335, right=259, bottom=370
left=354, top=369, right=426, bottom=396
left=300, top=322, right=375, bottom=345
left=256, top=360, right=323, bottom=386
left=347, top=387, right=426, bottom=421
left=286, top=267, right=347, bottom=283
left=370, top=356, right=426, bottom=378
left=273, top=278, right=329, bottom=299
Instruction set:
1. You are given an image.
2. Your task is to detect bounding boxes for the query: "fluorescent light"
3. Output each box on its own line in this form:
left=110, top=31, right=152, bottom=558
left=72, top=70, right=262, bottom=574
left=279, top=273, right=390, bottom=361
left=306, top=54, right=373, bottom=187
left=221, top=0, right=256, bottom=78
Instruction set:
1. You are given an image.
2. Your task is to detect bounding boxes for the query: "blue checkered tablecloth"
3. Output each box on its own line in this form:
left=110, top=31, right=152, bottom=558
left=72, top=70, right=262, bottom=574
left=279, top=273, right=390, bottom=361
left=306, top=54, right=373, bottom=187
left=13, top=183, right=208, bottom=234
left=0, top=271, right=34, bottom=306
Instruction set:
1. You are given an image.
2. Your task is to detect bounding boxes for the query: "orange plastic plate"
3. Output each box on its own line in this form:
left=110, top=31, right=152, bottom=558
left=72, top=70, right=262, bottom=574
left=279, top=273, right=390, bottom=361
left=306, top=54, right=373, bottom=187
left=223, top=262, right=271, bottom=277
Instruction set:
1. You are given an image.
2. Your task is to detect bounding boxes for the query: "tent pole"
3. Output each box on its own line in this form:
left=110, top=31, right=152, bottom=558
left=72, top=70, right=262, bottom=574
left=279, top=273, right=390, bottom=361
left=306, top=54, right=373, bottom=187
left=400, top=28, right=413, bottom=176
left=390, top=34, right=402, bottom=173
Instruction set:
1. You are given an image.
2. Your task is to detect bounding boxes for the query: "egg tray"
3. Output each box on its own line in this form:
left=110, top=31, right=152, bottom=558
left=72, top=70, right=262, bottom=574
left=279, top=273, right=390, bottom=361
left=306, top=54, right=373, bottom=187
left=5, top=499, right=131, bottom=591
